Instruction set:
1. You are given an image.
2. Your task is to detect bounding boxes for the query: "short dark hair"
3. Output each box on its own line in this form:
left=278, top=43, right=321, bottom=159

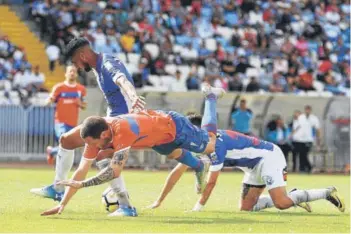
left=305, top=105, right=312, bottom=110
left=80, top=116, right=108, bottom=139
left=65, top=37, right=90, bottom=61
left=187, top=114, right=203, bottom=127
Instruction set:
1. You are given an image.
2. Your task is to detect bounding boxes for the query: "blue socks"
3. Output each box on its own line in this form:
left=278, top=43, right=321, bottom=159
left=176, top=150, right=203, bottom=172
left=201, top=94, right=217, bottom=134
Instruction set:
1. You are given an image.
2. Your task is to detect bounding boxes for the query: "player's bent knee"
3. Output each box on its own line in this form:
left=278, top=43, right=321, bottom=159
left=59, top=134, right=69, bottom=148
left=273, top=200, right=289, bottom=210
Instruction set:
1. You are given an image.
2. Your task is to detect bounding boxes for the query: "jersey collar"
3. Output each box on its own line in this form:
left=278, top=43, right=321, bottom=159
left=95, top=53, right=103, bottom=74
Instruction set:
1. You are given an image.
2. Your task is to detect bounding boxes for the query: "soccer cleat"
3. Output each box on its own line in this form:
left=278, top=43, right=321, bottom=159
left=201, top=83, right=225, bottom=99
left=289, top=188, right=312, bottom=212
left=326, top=187, right=345, bottom=212
left=108, top=206, right=138, bottom=217
left=30, top=184, right=64, bottom=202
left=195, top=159, right=210, bottom=194
left=46, top=146, right=55, bottom=165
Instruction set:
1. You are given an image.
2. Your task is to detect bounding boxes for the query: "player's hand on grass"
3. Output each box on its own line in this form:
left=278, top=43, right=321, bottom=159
left=147, top=200, right=161, bottom=209
left=131, top=96, right=146, bottom=113
left=56, top=179, right=83, bottom=189
left=41, top=204, right=65, bottom=216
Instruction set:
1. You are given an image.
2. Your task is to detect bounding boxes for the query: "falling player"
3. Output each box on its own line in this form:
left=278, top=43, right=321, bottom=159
left=41, top=85, right=224, bottom=217
left=147, top=115, right=345, bottom=213
left=31, top=37, right=145, bottom=216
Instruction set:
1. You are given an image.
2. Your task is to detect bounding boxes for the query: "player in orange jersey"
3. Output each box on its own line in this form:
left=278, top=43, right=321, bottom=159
left=46, top=65, right=86, bottom=165
left=41, top=85, right=225, bottom=217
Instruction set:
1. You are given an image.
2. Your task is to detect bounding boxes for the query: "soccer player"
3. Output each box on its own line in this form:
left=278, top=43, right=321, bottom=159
left=40, top=85, right=224, bottom=217
left=31, top=37, right=145, bottom=216
left=45, top=65, right=86, bottom=165
left=148, top=114, right=345, bottom=213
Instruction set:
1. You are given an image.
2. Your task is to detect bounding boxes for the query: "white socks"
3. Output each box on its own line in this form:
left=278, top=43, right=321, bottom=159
left=252, top=195, right=274, bottom=211
left=288, top=189, right=329, bottom=205
left=96, top=158, right=131, bottom=208
left=54, top=146, right=75, bottom=192
left=252, top=189, right=330, bottom=211
left=110, top=176, right=131, bottom=208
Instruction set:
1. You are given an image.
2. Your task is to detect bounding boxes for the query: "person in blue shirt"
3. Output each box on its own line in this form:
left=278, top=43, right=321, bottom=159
left=231, top=98, right=253, bottom=135
left=148, top=115, right=344, bottom=214
left=265, top=116, right=292, bottom=163
left=31, top=38, right=145, bottom=217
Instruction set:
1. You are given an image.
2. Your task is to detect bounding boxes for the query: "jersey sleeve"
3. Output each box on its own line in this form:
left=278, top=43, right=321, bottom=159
left=209, top=140, right=227, bottom=172
left=50, top=84, right=61, bottom=102
left=102, top=56, right=134, bottom=85
left=80, top=85, right=87, bottom=101
left=82, top=144, right=100, bottom=160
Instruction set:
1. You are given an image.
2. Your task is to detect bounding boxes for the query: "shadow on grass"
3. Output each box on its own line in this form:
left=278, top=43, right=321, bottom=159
left=47, top=214, right=283, bottom=225
left=212, top=210, right=346, bottom=217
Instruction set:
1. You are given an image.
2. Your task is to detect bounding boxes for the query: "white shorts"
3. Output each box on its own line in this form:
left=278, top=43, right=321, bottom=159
left=242, top=145, right=287, bottom=190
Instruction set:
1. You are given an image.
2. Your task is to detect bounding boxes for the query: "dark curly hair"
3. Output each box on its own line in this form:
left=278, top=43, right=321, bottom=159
left=65, top=37, right=90, bottom=61
left=186, top=113, right=203, bottom=127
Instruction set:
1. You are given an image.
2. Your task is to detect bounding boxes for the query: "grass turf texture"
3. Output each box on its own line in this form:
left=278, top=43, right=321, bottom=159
left=0, top=168, right=349, bottom=233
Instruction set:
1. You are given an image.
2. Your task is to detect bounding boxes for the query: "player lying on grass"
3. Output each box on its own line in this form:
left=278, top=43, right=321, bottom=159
left=41, top=85, right=224, bottom=217
left=31, top=37, right=145, bottom=216
left=148, top=114, right=345, bottom=213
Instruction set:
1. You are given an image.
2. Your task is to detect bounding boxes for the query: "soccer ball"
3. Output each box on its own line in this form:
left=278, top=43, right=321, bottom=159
left=101, top=187, right=119, bottom=213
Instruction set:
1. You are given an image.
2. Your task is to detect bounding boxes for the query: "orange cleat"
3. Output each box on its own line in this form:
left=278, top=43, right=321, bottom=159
left=46, top=146, right=55, bottom=165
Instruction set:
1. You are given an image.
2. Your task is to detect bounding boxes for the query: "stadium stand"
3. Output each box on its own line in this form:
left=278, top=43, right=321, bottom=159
left=23, top=0, right=350, bottom=96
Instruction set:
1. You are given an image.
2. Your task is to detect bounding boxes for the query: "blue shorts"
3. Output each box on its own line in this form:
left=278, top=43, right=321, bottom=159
left=152, top=111, right=209, bottom=155
left=54, top=123, right=74, bottom=141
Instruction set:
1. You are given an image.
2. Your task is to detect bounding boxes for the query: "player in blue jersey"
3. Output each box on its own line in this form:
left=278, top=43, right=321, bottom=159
left=148, top=115, right=345, bottom=213
left=31, top=38, right=146, bottom=217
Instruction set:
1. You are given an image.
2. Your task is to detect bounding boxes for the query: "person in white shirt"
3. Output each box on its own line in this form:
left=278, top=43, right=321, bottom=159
left=13, top=68, right=32, bottom=89
left=28, top=65, right=46, bottom=94
left=169, top=70, right=186, bottom=92
left=46, top=44, right=60, bottom=72
left=291, top=106, right=321, bottom=173
left=92, top=28, right=107, bottom=53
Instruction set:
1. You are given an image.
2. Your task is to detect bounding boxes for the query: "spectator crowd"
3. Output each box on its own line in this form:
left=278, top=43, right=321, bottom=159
left=0, top=32, right=46, bottom=105
left=29, top=0, right=350, bottom=95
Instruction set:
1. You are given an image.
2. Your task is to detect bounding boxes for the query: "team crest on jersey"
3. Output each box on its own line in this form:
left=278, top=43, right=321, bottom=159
left=209, top=152, right=217, bottom=162
left=262, top=175, right=274, bottom=185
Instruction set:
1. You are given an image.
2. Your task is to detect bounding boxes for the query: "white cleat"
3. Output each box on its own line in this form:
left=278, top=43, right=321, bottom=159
left=201, top=83, right=225, bottom=99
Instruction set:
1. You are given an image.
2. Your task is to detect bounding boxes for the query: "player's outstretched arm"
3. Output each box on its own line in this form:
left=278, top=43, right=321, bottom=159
left=148, top=163, right=189, bottom=209
left=115, top=75, right=146, bottom=112
left=41, top=158, right=93, bottom=216
left=58, top=147, right=130, bottom=190
left=192, top=171, right=220, bottom=211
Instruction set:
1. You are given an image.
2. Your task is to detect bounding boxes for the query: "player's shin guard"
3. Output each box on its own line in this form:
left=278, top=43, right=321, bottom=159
left=110, top=177, right=131, bottom=208
left=176, top=150, right=203, bottom=172
left=54, top=146, right=74, bottom=192
left=96, top=159, right=132, bottom=208
left=252, top=195, right=274, bottom=211
left=288, top=189, right=329, bottom=205
left=201, top=95, right=217, bottom=134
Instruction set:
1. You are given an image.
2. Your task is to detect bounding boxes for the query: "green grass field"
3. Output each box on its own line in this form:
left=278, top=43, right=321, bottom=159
left=0, top=168, right=349, bottom=233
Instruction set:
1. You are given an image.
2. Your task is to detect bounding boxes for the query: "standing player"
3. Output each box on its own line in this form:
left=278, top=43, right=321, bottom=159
left=31, top=37, right=145, bottom=216
left=45, top=65, right=86, bottom=165
left=147, top=114, right=345, bottom=213
left=40, top=86, right=224, bottom=217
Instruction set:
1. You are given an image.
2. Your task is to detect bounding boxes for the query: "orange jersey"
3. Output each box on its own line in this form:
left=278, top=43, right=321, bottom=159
left=51, top=82, right=86, bottom=127
left=83, top=110, right=177, bottom=160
